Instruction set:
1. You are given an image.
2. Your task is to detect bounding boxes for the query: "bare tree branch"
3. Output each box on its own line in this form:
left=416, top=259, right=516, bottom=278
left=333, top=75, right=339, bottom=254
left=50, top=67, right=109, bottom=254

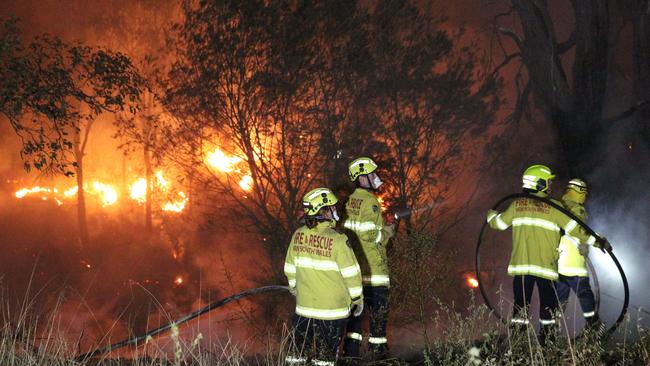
left=601, top=100, right=650, bottom=124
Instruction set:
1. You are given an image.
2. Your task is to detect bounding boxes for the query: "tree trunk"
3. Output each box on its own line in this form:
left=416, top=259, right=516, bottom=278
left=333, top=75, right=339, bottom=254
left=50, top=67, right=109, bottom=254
left=144, top=143, right=152, bottom=240
left=74, top=138, right=90, bottom=247
left=512, top=0, right=611, bottom=176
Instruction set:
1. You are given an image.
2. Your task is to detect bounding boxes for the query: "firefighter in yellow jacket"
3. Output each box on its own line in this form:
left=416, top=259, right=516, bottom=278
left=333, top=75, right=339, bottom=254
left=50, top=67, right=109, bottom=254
left=342, top=157, right=394, bottom=361
left=486, top=165, right=607, bottom=343
left=284, top=188, right=363, bottom=366
left=556, top=179, right=602, bottom=328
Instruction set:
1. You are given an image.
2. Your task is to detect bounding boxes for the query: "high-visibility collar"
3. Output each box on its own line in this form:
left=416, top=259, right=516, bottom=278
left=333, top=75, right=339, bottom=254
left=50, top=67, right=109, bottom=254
left=316, top=221, right=336, bottom=230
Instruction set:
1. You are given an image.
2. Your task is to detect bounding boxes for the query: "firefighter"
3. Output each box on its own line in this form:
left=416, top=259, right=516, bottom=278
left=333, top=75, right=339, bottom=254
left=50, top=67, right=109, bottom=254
left=556, top=179, right=603, bottom=329
left=284, top=188, right=364, bottom=366
left=486, top=165, right=608, bottom=344
left=342, top=157, right=394, bottom=362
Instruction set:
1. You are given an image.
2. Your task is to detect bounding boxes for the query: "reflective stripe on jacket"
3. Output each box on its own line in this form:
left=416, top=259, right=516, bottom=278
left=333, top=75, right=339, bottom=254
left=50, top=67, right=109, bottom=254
left=487, top=193, right=596, bottom=281
left=284, top=221, right=362, bottom=320
left=344, top=188, right=393, bottom=287
left=558, top=198, right=590, bottom=277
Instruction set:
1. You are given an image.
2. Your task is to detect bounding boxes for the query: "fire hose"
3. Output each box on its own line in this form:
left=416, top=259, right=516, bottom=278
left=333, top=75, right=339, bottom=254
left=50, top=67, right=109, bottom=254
left=75, top=285, right=289, bottom=362
left=474, top=193, right=629, bottom=335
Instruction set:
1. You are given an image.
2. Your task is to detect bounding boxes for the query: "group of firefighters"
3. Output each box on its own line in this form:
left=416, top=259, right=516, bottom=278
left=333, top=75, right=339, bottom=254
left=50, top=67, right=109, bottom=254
left=487, top=164, right=609, bottom=344
left=283, top=159, right=609, bottom=365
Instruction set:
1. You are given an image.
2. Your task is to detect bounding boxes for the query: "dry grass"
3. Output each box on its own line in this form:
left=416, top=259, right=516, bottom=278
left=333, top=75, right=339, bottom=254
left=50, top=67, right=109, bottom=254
left=0, top=290, right=649, bottom=365
left=0, top=231, right=648, bottom=365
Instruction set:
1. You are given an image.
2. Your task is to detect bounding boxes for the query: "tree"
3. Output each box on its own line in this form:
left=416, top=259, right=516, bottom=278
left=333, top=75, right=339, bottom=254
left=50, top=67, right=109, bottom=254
left=493, top=1, right=649, bottom=176
left=0, top=18, right=146, bottom=245
left=163, top=1, right=329, bottom=276
left=163, top=1, right=501, bottom=289
left=364, top=1, right=500, bottom=231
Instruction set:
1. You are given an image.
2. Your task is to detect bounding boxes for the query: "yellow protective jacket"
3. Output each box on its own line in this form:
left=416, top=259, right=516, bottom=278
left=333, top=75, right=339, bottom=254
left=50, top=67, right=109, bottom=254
left=343, top=188, right=394, bottom=287
left=487, top=192, right=596, bottom=281
left=284, top=220, right=363, bottom=320
left=558, top=196, right=589, bottom=277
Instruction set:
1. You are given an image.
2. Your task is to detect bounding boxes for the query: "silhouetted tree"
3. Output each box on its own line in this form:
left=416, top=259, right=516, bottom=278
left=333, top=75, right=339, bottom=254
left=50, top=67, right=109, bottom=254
left=493, top=1, right=649, bottom=176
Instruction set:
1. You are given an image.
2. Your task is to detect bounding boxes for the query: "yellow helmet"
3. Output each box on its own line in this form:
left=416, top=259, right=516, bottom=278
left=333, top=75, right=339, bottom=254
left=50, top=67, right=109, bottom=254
left=564, top=178, right=587, bottom=204
left=349, top=157, right=378, bottom=181
left=567, top=178, right=588, bottom=193
left=522, top=164, right=556, bottom=194
left=302, top=188, right=338, bottom=216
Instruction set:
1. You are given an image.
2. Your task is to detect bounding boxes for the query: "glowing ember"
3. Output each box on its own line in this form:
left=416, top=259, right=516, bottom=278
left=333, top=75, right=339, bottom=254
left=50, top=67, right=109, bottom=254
left=239, top=175, right=253, bottom=191
left=174, top=276, right=183, bottom=285
left=15, top=186, right=52, bottom=199
left=91, top=182, right=118, bottom=206
left=163, top=192, right=188, bottom=213
left=206, top=148, right=242, bottom=172
left=130, top=178, right=147, bottom=204
left=466, top=276, right=479, bottom=288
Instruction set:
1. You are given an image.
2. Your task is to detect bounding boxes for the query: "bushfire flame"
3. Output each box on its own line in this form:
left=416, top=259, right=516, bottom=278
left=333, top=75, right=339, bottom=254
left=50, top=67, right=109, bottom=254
left=206, top=148, right=242, bottom=172
left=90, top=181, right=118, bottom=207
left=239, top=175, right=253, bottom=191
left=129, top=178, right=147, bottom=204
left=15, top=186, right=53, bottom=199
left=466, top=276, right=479, bottom=288
left=14, top=170, right=187, bottom=213
left=162, top=192, right=188, bottom=213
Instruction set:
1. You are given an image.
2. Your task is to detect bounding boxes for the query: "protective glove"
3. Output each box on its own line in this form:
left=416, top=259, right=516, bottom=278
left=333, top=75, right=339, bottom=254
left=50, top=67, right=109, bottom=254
left=384, top=212, right=396, bottom=226
left=598, top=237, right=612, bottom=251
left=289, top=287, right=297, bottom=297
left=578, top=243, right=590, bottom=256
left=352, top=299, right=364, bottom=317
left=486, top=209, right=499, bottom=223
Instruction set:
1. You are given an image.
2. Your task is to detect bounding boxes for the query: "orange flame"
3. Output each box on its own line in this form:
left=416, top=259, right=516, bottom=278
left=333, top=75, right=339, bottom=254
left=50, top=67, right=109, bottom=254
left=162, top=192, right=188, bottom=213
left=15, top=186, right=53, bottom=199
left=129, top=178, right=147, bottom=204
left=63, top=186, right=78, bottom=198
left=206, top=148, right=242, bottom=172
left=239, top=175, right=253, bottom=191
left=174, top=276, right=183, bottom=285
left=466, top=276, right=479, bottom=288
left=89, top=181, right=118, bottom=206
left=14, top=171, right=187, bottom=213
left=155, top=170, right=169, bottom=189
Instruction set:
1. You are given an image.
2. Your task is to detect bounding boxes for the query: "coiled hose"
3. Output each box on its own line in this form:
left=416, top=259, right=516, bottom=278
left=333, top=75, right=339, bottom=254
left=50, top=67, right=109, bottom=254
left=475, top=193, right=628, bottom=335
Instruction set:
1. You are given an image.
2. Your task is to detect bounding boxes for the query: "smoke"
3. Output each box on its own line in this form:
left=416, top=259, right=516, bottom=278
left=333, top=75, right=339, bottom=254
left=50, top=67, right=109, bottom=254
left=584, top=119, right=650, bottom=330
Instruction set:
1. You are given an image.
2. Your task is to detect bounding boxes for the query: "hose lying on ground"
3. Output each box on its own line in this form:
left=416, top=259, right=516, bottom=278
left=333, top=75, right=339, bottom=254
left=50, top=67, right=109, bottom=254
left=75, top=285, right=290, bottom=362
left=475, top=193, right=629, bottom=335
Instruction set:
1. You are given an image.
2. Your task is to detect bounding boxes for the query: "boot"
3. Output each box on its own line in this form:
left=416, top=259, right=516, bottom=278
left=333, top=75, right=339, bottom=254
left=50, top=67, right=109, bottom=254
left=585, top=314, right=606, bottom=339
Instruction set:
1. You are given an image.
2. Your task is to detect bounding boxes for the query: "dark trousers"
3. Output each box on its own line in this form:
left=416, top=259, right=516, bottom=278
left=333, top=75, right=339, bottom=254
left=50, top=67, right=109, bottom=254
left=286, top=314, right=346, bottom=365
left=512, top=275, right=558, bottom=326
left=343, top=286, right=389, bottom=361
left=555, top=275, right=596, bottom=319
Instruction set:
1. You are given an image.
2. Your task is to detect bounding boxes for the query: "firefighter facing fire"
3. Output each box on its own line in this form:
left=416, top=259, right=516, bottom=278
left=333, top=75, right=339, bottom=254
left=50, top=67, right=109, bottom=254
left=342, top=157, right=394, bottom=362
left=486, top=165, right=607, bottom=343
left=284, top=188, right=363, bottom=366
left=556, top=179, right=603, bottom=329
